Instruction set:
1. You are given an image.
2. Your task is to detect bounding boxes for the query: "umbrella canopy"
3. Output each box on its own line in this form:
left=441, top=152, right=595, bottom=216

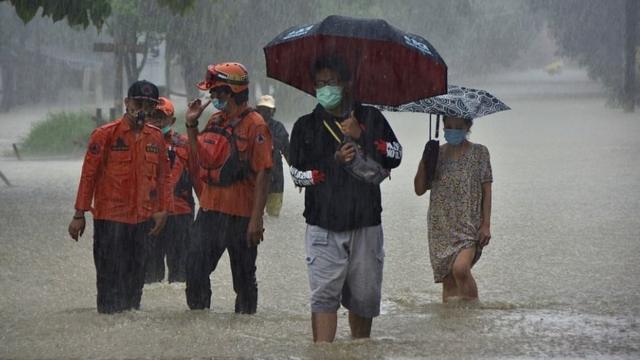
left=264, top=15, right=447, bottom=106
left=378, top=85, right=510, bottom=119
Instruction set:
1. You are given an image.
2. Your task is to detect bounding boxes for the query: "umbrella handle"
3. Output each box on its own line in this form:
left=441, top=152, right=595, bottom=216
left=435, top=114, right=440, bottom=139
left=429, top=114, right=432, bottom=140
left=352, top=49, right=363, bottom=101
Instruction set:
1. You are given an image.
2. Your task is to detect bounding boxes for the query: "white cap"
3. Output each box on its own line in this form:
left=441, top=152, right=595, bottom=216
left=257, top=95, right=275, bottom=109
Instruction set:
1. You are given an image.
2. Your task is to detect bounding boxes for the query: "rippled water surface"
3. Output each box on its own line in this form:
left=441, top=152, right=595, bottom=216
left=1, top=77, right=639, bottom=358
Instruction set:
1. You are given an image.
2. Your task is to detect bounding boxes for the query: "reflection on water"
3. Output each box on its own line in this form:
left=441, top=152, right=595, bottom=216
left=1, top=91, right=639, bottom=358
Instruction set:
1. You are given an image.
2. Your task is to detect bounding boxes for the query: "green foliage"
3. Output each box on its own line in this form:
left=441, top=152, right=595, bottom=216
left=2, top=0, right=195, bottom=29
left=21, top=112, right=97, bottom=156
left=4, top=0, right=112, bottom=29
left=157, top=0, right=196, bottom=15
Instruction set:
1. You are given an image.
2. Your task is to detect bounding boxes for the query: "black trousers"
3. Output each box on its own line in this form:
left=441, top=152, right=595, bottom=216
left=185, top=210, right=258, bottom=313
left=145, top=214, right=192, bottom=283
left=93, top=219, right=151, bottom=314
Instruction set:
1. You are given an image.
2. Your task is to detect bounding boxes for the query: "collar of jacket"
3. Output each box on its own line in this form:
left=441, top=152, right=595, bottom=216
left=218, top=104, right=249, bottom=125
left=313, top=103, right=362, bottom=122
left=118, top=116, right=156, bottom=136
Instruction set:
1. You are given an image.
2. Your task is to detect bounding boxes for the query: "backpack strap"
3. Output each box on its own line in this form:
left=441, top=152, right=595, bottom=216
left=226, top=108, right=255, bottom=144
left=229, top=108, right=255, bottom=129
left=203, top=108, right=254, bottom=134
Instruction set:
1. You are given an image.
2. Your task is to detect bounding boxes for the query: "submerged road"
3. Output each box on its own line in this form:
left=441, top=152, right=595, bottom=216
left=1, top=73, right=639, bottom=358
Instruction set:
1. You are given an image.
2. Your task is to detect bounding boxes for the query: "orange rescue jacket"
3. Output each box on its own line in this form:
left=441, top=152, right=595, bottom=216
left=74, top=117, right=172, bottom=224
left=165, top=130, right=194, bottom=215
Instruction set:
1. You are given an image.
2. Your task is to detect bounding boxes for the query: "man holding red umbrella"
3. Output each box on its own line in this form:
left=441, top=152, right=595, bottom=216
left=289, top=56, right=402, bottom=342
left=266, top=15, right=447, bottom=341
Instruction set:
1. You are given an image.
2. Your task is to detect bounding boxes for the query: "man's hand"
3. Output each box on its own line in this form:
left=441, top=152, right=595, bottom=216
left=186, top=98, right=211, bottom=126
left=149, top=211, right=168, bottom=236
left=339, top=111, right=362, bottom=139
left=246, top=215, right=264, bottom=247
left=335, top=142, right=357, bottom=164
left=478, top=223, right=491, bottom=248
left=68, top=216, right=86, bottom=241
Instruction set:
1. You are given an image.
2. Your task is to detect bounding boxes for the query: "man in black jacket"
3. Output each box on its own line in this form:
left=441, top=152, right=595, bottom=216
left=289, top=56, right=402, bottom=342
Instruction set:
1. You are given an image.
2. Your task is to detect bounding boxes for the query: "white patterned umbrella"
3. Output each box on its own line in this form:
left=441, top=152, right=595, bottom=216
left=376, top=85, right=510, bottom=119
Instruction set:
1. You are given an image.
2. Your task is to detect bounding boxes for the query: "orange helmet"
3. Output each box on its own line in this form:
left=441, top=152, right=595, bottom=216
left=156, top=96, right=175, bottom=116
left=196, top=62, right=249, bottom=93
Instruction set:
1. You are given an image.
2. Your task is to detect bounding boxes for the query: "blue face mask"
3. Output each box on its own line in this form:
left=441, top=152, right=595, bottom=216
left=212, top=98, right=227, bottom=111
left=316, top=85, right=343, bottom=110
left=444, top=129, right=466, bottom=146
left=161, top=125, right=172, bottom=135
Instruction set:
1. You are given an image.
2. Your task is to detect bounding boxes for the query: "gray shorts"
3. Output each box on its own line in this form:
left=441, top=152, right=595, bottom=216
left=305, top=224, right=384, bottom=318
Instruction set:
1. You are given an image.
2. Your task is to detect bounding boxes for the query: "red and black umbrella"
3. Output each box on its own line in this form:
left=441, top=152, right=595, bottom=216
left=264, top=15, right=447, bottom=106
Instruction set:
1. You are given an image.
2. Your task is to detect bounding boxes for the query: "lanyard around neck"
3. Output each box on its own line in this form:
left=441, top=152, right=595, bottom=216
left=322, top=120, right=343, bottom=144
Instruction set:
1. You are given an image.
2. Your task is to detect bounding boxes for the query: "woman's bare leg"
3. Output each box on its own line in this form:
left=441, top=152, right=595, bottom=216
left=451, top=247, right=478, bottom=301
left=442, top=274, right=459, bottom=302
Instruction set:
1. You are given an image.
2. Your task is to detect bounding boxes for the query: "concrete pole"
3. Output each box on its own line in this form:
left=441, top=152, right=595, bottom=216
left=115, top=48, right=124, bottom=114
left=95, top=63, right=104, bottom=107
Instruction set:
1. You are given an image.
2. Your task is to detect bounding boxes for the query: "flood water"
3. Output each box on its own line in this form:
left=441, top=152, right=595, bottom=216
left=1, top=71, right=639, bottom=358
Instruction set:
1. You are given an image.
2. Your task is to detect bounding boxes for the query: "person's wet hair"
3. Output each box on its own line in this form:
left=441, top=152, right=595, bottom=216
left=311, top=56, right=351, bottom=82
left=444, top=116, right=473, bottom=129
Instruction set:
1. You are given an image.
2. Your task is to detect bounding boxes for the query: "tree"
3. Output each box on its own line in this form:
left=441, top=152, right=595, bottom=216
left=1, top=0, right=197, bottom=111
left=623, top=0, right=638, bottom=112
left=534, top=0, right=639, bottom=111
left=2, top=0, right=194, bottom=29
left=95, top=0, right=196, bottom=110
left=2, top=0, right=111, bottom=29
left=2, top=0, right=545, bottom=116
left=157, top=0, right=543, bottom=118
left=0, top=2, right=106, bottom=111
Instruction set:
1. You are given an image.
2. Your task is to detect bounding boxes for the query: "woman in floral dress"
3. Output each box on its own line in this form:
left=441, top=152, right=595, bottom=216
left=414, top=116, right=492, bottom=302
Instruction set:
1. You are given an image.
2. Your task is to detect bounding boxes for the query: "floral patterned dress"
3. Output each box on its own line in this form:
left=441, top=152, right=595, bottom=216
left=428, top=142, right=492, bottom=283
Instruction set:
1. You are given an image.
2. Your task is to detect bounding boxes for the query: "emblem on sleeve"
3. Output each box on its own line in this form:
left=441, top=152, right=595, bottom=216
left=89, top=143, right=100, bottom=155
left=256, top=133, right=265, bottom=144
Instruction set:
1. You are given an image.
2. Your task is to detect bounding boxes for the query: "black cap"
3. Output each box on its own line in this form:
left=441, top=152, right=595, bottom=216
left=127, top=80, right=159, bottom=102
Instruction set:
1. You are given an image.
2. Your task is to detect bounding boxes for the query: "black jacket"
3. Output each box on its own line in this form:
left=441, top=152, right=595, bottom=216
left=289, top=104, right=402, bottom=232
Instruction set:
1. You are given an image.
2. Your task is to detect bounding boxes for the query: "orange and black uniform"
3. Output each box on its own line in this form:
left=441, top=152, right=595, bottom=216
left=74, top=117, right=171, bottom=313
left=145, top=130, right=194, bottom=283
left=186, top=107, right=273, bottom=313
